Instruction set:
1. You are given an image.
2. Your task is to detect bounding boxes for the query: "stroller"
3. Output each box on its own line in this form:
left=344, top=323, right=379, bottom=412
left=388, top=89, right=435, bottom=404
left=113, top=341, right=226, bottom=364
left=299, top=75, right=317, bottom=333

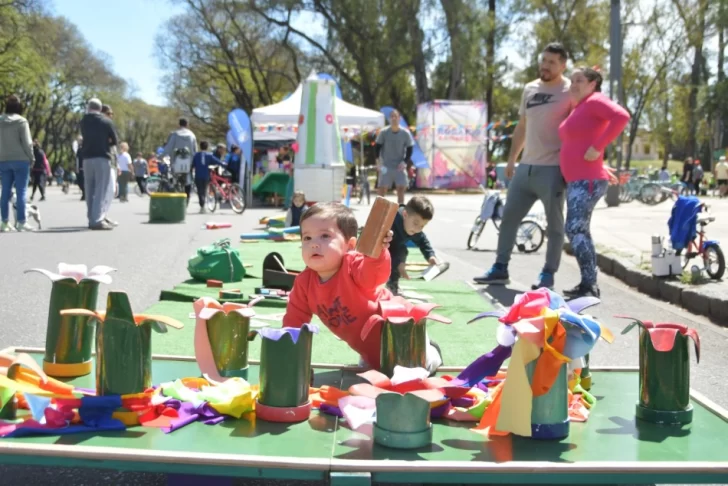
left=668, top=196, right=724, bottom=280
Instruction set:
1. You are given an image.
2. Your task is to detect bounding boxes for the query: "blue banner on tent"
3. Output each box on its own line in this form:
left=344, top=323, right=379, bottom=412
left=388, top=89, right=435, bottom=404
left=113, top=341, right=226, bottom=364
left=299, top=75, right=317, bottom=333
left=380, top=106, right=428, bottom=169
left=228, top=109, right=253, bottom=183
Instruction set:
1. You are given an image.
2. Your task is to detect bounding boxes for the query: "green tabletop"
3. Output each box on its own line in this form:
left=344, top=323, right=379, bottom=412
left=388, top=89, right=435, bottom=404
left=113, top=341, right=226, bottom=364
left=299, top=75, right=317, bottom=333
left=252, top=172, right=290, bottom=197
left=2, top=349, right=728, bottom=485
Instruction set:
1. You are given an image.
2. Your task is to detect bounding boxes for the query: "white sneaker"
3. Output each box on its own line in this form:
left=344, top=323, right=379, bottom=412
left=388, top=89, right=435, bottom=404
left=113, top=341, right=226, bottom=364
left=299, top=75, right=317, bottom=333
left=15, top=222, right=35, bottom=232
left=0, top=222, right=15, bottom=232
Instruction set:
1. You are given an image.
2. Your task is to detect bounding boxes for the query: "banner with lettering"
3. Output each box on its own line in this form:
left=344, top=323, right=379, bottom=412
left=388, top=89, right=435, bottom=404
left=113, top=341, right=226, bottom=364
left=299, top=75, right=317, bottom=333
left=415, top=100, right=487, bottom=189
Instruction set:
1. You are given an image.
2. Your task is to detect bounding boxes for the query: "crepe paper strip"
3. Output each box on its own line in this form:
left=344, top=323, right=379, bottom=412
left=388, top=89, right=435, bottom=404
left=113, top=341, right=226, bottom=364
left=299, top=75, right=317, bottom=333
left=531, top=323, right=569, bottom=397
left=1, top=352, right=49, bottom=384
left=113, top=411, right=142, bottom=426
left=162, top=401, right=226, bottom=434
left=468, top=310, right=506, bottom=323
left=253, top=323, right=319, bottom=343
left=339, top=395, right=376, bottom=430
left=448, top=345, right=512, bottom=389
left=495, top=338, right=541, bottom=437
left=25, top=394, right=51, bottom=421
left=319, top=403, right=343, bottom=417
left=25, top=264, right=116, bottom=285
left=193, top=297, right=261, bottom=384
left=389, top=366, right=429, bottom=386
left=618, top=317, right=700, bottom=363
left=0, top=373, right=74, bottom=398
left=565, top=295, right=601, bottom=314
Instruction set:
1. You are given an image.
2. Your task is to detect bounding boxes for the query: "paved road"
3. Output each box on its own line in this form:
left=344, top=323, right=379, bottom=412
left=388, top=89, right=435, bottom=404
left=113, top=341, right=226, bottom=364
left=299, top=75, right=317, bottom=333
left=1, top=188, right=725, bottom=485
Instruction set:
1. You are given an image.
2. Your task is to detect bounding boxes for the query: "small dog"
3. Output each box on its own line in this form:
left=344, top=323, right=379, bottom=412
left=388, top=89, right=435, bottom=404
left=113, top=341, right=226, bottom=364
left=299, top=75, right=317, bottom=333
left=10, top=192, right=42, bottom=230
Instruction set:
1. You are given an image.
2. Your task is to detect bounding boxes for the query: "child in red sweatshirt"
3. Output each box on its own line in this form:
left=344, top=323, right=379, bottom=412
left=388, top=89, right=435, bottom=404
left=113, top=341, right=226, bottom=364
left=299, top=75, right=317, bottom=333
left=283, top=202, right=443, bottom=372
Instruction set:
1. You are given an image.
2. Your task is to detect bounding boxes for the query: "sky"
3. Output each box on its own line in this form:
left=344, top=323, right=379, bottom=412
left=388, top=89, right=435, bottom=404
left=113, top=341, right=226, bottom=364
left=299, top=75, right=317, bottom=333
left=52, top=0, right=185, bottom=106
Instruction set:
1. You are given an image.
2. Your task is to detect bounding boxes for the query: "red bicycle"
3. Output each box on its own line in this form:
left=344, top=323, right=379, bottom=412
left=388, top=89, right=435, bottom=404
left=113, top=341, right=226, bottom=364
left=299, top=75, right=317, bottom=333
left=206, top=167, right=245, bottom=214
left=677, top=204, right=725, bottom=280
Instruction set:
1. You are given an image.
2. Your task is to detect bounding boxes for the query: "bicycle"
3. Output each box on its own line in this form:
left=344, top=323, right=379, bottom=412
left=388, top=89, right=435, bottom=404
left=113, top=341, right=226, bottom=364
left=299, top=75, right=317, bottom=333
left=206, top=167, right=245, bottom=214
left=676, top=203, right=725, bottom=280
left=467, top=190, right=545, bottom=254
left=134, top=174, right=162, bottom=196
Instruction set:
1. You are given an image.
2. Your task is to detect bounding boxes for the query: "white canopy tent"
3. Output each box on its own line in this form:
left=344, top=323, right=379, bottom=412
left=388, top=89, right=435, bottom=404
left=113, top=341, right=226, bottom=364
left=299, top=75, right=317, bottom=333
left=251, top=82, right=385, bottom=137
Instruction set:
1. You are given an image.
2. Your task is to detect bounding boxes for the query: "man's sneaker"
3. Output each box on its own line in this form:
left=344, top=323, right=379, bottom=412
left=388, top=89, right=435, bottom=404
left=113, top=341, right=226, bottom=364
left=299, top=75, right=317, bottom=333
left=531, top=271, right=555, bottom=290
left=90, top=221, right=114, bottom=231
left=563, top=283, right=600, bottom=299
left=104, top=218, right=119, bottom=227
left=15, top=222, right=35, bottom=232
left=0, top=222, right=15, bottom=232
left=473, top=264, right=510, bottom=285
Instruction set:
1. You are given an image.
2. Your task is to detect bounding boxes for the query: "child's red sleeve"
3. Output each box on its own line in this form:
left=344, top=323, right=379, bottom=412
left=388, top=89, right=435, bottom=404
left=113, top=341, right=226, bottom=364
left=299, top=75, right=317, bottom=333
left=282, top=272, right=313, bottom=328
left=350, top=249, right=392, bottom=290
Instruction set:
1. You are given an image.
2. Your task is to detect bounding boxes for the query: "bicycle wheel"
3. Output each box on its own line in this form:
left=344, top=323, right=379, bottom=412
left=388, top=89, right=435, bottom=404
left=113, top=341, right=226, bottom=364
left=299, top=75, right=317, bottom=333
left=467, top=217, right=486, bottom=249
left=515, top=219, right=545, bottom=253
left=704, top=244, right=726, bottom=280
left=206, top=185, right=218, bottom=212
left=228, top=183, right=246, bottom=214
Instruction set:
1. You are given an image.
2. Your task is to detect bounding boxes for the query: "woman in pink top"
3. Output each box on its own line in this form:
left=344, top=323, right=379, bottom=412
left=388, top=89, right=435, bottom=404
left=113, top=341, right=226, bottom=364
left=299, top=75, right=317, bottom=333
left=558, top=67, right=630, bottom=299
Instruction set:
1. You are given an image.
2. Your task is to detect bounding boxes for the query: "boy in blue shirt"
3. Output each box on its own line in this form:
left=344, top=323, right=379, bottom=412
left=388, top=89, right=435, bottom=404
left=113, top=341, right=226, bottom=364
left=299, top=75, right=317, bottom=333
left=387, top=195, right=439, bottom=295
left=192, top=141, right=224, bottom=213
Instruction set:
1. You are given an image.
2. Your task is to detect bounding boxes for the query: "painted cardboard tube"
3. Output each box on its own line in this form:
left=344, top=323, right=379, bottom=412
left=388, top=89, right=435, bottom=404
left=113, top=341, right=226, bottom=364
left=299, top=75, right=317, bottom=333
left=257, top=328, right=314, bottom=409
left=380, top=319, right=427, bottom=378
left=525, top=360, right=570, bottom=440
left=356, top=197, right=399, bottom=258
left=43, top=280, right=99, bottom=377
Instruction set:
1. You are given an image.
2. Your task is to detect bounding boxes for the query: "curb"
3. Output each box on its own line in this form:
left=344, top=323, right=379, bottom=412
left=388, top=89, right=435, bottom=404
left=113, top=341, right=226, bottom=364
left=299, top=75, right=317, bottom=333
left=563, top=242, right=728, bottom=326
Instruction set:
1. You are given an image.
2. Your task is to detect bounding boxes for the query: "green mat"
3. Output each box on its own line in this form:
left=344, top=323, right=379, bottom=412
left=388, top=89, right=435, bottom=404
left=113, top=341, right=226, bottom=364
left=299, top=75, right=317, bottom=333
left=146, top=280, right=494, bottom=366
left=165, top=241, right=428, bottom=304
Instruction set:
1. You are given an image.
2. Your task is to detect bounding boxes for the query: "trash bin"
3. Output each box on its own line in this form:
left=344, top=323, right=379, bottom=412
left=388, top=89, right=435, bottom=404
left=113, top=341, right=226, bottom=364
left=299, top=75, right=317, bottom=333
left=149, top=193, right=186, bottom=223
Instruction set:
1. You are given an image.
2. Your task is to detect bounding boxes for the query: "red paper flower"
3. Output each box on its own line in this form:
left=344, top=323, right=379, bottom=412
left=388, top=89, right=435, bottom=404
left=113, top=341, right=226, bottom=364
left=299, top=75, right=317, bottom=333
left=360, top=296, right=451, bottom=341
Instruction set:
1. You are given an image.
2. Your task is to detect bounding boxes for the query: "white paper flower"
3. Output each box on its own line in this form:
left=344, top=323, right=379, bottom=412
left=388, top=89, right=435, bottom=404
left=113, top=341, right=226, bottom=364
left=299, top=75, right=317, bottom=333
left=26, top=263, right=116, bottom=285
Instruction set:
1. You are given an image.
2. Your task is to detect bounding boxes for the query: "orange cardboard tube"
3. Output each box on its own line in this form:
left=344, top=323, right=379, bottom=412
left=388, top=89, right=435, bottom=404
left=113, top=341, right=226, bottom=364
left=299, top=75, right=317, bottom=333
left=356, top=197, right=399, bottom=258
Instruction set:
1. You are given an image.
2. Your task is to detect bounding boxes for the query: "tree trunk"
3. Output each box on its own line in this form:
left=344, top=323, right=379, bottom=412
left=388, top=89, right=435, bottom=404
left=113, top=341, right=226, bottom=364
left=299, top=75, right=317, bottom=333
left=485, top=0, right=495, bottom=123
left=441, top=0, right=464, bottom=99
left=401, top=0, right=430, bottom=104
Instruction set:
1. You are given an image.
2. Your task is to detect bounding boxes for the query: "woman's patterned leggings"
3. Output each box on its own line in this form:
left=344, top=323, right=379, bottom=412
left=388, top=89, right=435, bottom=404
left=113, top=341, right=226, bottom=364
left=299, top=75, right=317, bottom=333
left=565, top=180, right=609, bottom=286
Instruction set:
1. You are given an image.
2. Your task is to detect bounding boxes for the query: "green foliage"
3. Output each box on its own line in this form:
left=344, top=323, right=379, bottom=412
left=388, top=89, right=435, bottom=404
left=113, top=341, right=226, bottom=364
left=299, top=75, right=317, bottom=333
left=0, top=2, right=176, bottom=168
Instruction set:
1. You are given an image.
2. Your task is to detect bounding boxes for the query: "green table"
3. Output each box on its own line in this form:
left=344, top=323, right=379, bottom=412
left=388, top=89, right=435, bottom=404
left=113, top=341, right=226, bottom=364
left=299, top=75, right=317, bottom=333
left=252, top=172, right=290, bottom=198
left=2, top=348, right=728, bottom=485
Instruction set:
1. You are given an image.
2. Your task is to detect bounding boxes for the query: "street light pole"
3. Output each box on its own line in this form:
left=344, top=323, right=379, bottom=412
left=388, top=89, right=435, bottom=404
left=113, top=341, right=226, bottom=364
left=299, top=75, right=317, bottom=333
left=606, top=0, right=623, bottom=207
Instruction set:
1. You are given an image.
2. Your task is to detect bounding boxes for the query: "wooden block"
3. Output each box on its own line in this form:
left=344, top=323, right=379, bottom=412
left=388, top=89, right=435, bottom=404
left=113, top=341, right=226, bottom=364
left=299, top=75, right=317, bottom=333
left=207, top=279, right=223, bottom=288
left=219, top=289, right=242, bottom=299
left=356, top=197, right=399, bottom=259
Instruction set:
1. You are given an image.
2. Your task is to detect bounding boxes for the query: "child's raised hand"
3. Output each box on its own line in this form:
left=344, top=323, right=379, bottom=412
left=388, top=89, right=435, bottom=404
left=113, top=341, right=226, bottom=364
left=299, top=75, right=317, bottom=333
left=381, top=230, right=394, bottom=250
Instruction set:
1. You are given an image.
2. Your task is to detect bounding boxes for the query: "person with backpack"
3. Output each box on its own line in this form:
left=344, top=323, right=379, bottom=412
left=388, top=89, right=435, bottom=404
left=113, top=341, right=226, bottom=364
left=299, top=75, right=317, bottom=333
left=163, top=118, right=198, bottom=204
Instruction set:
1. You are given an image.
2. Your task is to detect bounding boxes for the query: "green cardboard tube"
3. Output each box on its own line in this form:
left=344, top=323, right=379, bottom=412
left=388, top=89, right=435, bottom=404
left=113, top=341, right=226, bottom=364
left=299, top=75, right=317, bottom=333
left=258, top=328, right=313, bottom=408
left=96, top=292, right=152, bottom=396
left=526, top=359, right=569, bottom=440
left=44, top=280, right=99, bottom=376
left=637, top=328, right=692, bottom=424
left=374, top=393, right=433, bottom=449
left=380, top=319, right=427, bottom=377
left=206, top=312, right=251, bottom=379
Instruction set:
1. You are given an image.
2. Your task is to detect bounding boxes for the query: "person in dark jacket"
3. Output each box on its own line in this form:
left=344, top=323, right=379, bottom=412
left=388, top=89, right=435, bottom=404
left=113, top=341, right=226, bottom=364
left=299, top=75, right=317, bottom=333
left=387, top=195, right=439, bottom=295
left=191, top=141, right=224, bottom=213
left=79, top=98, right=118, bottom=230
left=30, top=140, right=49, bottom=201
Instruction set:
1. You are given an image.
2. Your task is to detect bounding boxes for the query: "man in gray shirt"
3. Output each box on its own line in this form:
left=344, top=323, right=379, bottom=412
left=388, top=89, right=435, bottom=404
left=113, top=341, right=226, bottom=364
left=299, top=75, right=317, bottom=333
left=375, top=110, right=414, bottom=205
left=80, top=98, right=118, bottom=230
left=474, top=43, right=573, bottom=290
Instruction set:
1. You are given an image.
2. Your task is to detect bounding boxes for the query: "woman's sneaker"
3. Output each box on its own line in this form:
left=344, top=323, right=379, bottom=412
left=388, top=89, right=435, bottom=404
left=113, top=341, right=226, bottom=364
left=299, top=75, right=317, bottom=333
left=563, top=283, right=600, bottom=299
left=473, top=264, right=510, bottom=285
left=15, top=222, right=35, bottom=232
left=0, top=222, right=15, bottom=232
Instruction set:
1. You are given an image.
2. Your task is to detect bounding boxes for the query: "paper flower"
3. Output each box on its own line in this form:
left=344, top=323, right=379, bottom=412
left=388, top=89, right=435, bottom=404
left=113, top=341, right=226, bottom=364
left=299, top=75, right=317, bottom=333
left=340, top=366, right=446, bottom=430
left=360, top=297, right=451, bottom=341
left=252, top=323, right=319, bottom=343
left=194, top=297, right=264, bottom=383
left=618, top=317, right=700, bottom=361
left=26, top=263, right=116, bottom=285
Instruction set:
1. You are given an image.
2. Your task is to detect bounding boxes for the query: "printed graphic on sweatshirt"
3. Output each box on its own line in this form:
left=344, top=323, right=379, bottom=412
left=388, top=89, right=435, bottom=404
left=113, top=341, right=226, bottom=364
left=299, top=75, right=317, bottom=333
left=317, top=296, right=356, bottom=328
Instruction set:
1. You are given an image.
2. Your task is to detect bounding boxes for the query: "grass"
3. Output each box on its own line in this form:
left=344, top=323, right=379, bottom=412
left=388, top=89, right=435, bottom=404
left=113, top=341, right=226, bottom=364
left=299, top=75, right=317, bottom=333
left=146, top=278, right=495, bottom=367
